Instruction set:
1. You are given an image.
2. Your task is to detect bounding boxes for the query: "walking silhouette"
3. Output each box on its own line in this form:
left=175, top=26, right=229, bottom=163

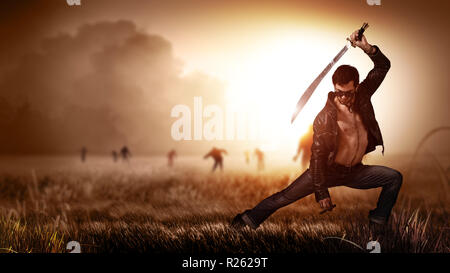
left=244, top=150, right=250, bottom=165
left=293, top=124, right=314, bottom=170
left=112, top=150, right=118, bottom=162
left=167, top=149, right=177, bottom=167
left=254, top=148, right=265, bottom=171
left=80, top=146, right=87, bottom=163
left=204, top=147, right=228, bottom=172
left=120, top=146, right=131, bottom=163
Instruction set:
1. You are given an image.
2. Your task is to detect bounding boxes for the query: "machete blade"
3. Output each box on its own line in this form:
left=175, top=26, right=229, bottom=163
left=291, top=23, right=368, bottom=124
left=291, top=43, right=349, bottom=124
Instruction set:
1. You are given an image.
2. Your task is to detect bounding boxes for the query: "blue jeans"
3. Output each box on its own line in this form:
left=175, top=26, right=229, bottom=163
left=241, top=163, right=403, bottom=229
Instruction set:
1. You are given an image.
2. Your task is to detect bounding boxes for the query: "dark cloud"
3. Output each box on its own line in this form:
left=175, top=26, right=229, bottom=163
left=0, top=20, right=226, bottom=154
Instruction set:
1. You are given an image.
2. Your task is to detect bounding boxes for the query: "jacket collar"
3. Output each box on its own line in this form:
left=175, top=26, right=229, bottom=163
left=325, top=91, right=338, bottom=113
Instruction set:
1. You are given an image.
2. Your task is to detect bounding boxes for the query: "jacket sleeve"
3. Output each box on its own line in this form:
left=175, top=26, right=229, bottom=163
left=310, top=113, right=334, bottom=202
left=358, top=45, right=391, bottom=98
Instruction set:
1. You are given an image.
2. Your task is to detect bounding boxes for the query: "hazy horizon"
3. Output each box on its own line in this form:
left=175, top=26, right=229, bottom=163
left=0, top=0, right=448, bottom=157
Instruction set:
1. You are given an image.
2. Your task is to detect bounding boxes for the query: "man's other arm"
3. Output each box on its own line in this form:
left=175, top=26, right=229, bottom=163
left=310, top=114, right=333, bottom=202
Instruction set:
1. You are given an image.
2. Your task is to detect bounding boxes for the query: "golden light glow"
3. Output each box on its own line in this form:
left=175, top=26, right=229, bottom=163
left=224, top=30, right=338, bottom=153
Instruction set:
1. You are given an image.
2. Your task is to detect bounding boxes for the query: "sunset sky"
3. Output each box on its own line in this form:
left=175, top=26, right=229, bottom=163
left=0, top=0, right=448, bottom=156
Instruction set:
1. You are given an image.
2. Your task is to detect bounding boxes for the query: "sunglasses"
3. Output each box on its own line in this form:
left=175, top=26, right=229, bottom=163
left=334, top=89, right=356, bottom=98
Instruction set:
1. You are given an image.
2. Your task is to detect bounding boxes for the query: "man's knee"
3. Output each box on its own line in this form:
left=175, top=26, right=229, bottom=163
left=271, top=191, right=286, bottom=203
left=269, top=191, right=293, bottom=206
left=390, top=169, right=403, bottom=188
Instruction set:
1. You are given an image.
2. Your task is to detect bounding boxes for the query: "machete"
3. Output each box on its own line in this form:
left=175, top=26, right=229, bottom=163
left=291, top=23, right=369, bottom=124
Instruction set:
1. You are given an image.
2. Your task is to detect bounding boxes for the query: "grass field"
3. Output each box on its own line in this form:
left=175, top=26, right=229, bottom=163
left=0, top=154, right=448, bottom=253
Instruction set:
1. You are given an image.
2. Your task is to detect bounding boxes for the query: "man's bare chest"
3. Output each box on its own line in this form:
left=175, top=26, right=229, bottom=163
left=336, top=110, right=367, bottom=137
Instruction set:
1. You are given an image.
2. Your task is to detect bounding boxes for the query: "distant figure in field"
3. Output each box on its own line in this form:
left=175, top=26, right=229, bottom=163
left=254, top=148, right=265, bottom=171
left=167, top=149, right=177, bottom=167
left=80, top=146, right=87, bottom=163
left=204, top=147, right=228, bottom=172
left=293, top=124, right=314, bottom=171
left=120, top=146, right=131, bottom=162
left=112, top=150, right=118, bottom=162
left=244, top=150, right=250, bottom=165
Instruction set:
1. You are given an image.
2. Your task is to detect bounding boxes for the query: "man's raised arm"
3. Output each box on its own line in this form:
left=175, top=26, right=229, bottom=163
left=348, top=30, right=391, bottom=98
left=359, top=45, right=391, bottom=97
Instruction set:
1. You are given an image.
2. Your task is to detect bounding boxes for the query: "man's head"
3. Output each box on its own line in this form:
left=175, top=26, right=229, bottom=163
left=332, top=65, right=359, bottom=110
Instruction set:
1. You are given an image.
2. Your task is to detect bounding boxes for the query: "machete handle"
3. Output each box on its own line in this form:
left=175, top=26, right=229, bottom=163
left=319, top=204, right=337, bottom=214
left=357, top=22, right=369, bottom=41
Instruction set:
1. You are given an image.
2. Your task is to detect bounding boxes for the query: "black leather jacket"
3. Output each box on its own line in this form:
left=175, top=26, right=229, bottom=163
left=310, top=45, right=391, bottom=202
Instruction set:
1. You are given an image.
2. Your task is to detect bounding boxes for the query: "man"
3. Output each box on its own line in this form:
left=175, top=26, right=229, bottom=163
left=231, top=30, right=402, bottom=236
left=80, top=146, right=87, bottom=163
left=244, top=150, right=251, bottom=165
left=204, top=147, right=228, bottom=172
left=167, top=149, right=177, bottom=167
left=254, top=148, right=265, bottom=171
left=120, top=145, right=132, bottom=162
left=293, top=124, right=314, bottom=171
left=112, top=150, right=118, bottom=162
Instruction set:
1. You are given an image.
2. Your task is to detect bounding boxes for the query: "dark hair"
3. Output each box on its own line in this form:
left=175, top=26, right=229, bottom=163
left=332, top=65, right=359, bottom=87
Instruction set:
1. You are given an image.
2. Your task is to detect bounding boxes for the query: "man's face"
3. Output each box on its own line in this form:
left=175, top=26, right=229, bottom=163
left=334, top=80, right=357, bottom=108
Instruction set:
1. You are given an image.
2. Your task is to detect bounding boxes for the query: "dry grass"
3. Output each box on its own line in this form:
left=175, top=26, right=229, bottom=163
left=0, top=155, right=448, bottom=253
